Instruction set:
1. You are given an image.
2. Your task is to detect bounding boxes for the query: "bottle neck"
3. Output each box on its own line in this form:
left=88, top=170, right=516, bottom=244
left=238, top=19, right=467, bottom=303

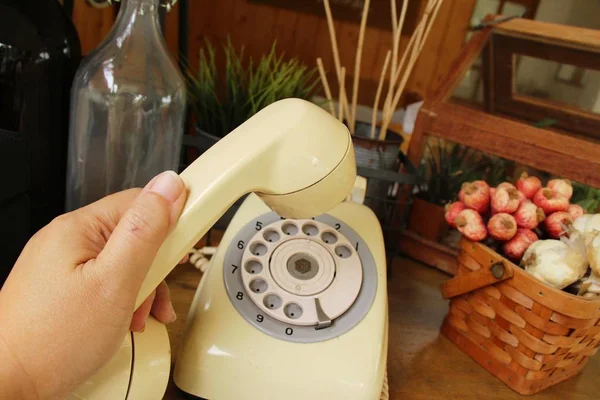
left=114, top=0, right=162, bottom=37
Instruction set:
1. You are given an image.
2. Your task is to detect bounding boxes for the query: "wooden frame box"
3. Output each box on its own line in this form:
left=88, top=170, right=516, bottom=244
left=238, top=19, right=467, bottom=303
left=398, top=16, right=600, bottom=275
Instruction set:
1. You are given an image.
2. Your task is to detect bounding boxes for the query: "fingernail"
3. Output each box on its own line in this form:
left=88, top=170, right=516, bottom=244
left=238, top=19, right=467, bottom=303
left=146, top=171, right=183, bottom=203
left=140, top=324, right=146, bottom=333
left=167, top=305, right=177, bottom=323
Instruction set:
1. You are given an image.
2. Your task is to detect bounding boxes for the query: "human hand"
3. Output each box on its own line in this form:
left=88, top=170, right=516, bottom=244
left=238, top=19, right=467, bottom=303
left=0, top=170, right=188, bottom=399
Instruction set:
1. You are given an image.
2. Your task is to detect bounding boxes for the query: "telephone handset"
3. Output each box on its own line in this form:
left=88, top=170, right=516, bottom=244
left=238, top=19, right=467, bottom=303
left=68, top=98, right=389, bottom=400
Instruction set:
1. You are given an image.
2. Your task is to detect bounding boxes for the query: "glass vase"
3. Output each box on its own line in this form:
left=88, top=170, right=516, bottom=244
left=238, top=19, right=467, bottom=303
left=65, top=0, right=186, bottom=211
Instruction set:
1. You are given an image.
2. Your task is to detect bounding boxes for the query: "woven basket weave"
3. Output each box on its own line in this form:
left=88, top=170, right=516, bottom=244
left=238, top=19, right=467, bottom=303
left=440, top=238, right=600, bottom=395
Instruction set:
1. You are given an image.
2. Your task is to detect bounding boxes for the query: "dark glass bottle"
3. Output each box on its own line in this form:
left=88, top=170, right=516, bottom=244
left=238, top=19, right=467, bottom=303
left=0, top=0, right=81, bottom=284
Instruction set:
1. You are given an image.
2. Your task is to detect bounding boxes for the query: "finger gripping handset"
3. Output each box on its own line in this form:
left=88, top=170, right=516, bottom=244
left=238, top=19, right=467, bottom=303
left=135, top=98, right=356, bottom=308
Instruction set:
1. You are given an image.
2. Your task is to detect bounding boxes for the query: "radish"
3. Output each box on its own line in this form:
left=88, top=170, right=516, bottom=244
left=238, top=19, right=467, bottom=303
left=533, top=188, right=569, bottom=214
left=516, top=172, right=542, bottom=200
left=544, top=211, right=573, bottom=239
left=568, top=204, right=585, bottom=220
left=445, top=201, right=466, bottom=228
left=455, top=209, right=487, bottom=242
left=491, top=187, right=520, bottom=214
left=487, top=213, right=517, bottom=241
left=548, top=178, right=573, bottom=200
left=459, top=181, right=490, bottom=213
left=514, top=200, right=545, bottom=229
left=503, top=229, right=538, bottom=261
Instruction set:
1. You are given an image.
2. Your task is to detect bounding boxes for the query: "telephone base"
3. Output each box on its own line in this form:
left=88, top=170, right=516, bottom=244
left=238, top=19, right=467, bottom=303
left=173, top=193, right=389, bottom=400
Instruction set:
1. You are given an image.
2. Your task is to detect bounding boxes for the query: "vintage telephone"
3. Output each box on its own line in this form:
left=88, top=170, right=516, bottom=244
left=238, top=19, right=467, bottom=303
left=68, top=98, right=389, bottom=400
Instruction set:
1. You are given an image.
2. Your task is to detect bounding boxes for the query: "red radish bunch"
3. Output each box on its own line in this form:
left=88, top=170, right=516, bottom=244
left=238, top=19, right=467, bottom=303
left=445, top=174, right=586, bottom=263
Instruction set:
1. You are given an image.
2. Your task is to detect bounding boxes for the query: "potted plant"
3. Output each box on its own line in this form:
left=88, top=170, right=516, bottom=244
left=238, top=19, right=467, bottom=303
left=182, top=38, right=320, bottom=151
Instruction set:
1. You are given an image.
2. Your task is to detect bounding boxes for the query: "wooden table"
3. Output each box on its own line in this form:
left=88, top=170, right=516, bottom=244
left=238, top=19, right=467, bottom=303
left=163, top=256, right=600, bottom=399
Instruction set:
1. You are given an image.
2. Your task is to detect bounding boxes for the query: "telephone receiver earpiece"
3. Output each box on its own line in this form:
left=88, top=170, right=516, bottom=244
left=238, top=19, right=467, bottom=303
left=134, top=98, right=357, bottom=308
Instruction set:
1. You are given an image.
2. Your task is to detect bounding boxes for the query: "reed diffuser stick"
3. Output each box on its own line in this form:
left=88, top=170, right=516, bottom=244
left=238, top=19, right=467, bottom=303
left=385, top=0, right=409, bottom=122
left=388, top=0, right=441, bottom=116
left=378, top=20, right=426, bottom=140
left=370, top=50, right=392, bottom=140
left=338, top=67, right=346, bottom=121
left=379, top=0, right=443, bottom=139
left=418, top=0, right=444, bottom=52
left=323, top=0, right=342, bottom=84
left=381, top=17, right=423, bottom=129
left=323, top=0, right=350, bottom=123
left=349, top=0, right=371, bottom=134
left=317, top=58, right=335, bottom=116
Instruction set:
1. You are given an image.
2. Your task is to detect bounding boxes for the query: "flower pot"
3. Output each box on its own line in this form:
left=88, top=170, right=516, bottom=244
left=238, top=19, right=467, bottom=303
left=351, top=123, right=404, bottom=217
left=407, top=197, right=448, bottom=242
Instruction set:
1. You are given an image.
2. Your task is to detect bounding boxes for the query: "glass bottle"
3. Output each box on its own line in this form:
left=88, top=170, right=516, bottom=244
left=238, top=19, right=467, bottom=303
left=65, top=0, right=186, bottom=211
left=0, top=0, right=81, bottom=284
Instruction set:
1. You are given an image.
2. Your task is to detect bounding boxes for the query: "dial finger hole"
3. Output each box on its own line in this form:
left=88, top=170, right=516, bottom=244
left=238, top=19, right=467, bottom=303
left=249, top=278, right=268, bottom=294
left=263, top=294, right=282, bottom=310
left=284, top=303, right=303, bottom=319
left=244, top=260, right=263, bottom=274
left=302, top=223, right=319, bottom=236
left=250, top=242, right=268, bottom=256
left=282, top=222, right=299, bottom=236
left=335, top=245, right=352, bottom=259
left=263, top=229, right=281, bottom=243
left=321, top=231, right=338, bottom=244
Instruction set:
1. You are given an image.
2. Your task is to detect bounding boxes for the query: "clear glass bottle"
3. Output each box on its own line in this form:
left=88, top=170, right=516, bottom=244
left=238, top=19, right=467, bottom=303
left=65, top=0, right=185, bottom=211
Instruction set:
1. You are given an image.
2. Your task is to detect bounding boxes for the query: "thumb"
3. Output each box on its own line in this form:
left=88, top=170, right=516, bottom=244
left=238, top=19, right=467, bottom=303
left=96, top=171, right=187, bottom=290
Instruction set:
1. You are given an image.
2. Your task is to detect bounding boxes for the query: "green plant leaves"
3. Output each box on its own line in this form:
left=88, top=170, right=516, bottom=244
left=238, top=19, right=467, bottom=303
left=572, top=181, right=600, bottom=213
left=416, top=138, right=512, bottom=206
left=183, top=38, right=320, bottom=138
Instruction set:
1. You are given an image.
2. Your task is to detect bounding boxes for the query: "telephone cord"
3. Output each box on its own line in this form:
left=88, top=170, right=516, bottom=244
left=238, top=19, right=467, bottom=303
left=380, top=369, right=389, bottom=400
left=187, top=247, right=217, bottom=273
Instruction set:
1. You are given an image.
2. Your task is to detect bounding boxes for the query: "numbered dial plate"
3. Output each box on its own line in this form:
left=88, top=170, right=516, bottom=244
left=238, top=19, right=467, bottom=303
left=223, top=212, right=377, bottom=343
left=241, top=219, right=363, bottom=326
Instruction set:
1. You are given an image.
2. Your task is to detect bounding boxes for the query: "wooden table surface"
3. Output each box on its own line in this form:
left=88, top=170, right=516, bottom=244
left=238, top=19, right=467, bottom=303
left=162, top=255, right=600, bottom=399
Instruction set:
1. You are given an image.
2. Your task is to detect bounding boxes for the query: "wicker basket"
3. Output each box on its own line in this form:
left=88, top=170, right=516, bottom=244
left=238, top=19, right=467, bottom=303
left=440, top=238, right=600, bottom=395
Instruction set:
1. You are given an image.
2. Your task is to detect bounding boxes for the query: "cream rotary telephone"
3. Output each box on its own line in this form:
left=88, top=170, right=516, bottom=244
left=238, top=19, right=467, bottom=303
left=68, top=99, right=389, bottom=400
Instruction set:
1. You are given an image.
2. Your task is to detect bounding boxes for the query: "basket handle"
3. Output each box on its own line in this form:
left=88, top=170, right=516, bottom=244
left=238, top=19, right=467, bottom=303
left=441, top=261, right=514, bottom=299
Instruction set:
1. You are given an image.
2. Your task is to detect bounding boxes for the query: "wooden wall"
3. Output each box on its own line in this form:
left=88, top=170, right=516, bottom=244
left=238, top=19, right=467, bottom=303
left=71, top=0, right=476, bottom=108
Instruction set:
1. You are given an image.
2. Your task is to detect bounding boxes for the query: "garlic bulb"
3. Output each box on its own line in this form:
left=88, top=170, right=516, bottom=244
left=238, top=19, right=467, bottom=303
left=577, top=214, right=600, bottom=277
left=585, top=214, right=600, bottom=232
left=578, top=272, right=600, bottom=298
left=585, top=229, right=600, bottom=277
left=573, top=214, right=592, bottom=234
left=521, top=239, right=588, bottom=289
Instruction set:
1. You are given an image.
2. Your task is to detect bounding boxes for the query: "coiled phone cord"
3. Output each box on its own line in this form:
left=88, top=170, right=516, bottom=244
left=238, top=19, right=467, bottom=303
left=187, top=247, right=216, bottom=273
left=380, top=369, right=389, bottom=400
